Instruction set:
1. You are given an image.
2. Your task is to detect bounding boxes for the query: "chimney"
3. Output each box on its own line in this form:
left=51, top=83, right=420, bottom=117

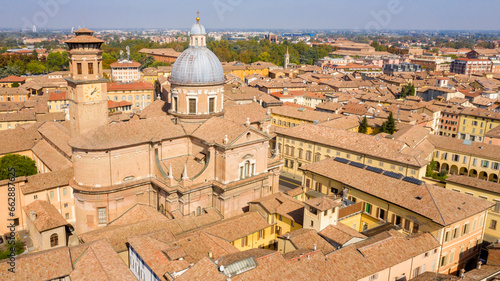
left=477, top=260, right=482, bottom=270
left=208, top=251, right=213, bottom=258
left=286, top=233, right=290, bottom=239
left=245, top=118, right=250, bottom=127
left=223, top=135, right=229, bottom=145
left=30, top=211, right=37, bottom=221
left=313, top=244, right=317, bottom=251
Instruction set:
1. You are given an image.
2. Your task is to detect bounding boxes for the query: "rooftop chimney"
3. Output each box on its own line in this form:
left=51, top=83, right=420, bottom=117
left=30, top=211, right=37, bottom=221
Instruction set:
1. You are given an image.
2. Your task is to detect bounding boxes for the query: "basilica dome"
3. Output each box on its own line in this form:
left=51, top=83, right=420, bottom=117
left=169, top=20, right=224, bottom=86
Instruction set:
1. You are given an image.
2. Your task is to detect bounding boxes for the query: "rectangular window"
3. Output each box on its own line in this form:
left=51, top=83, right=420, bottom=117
left=209, top=97, right=215, bottom=113
left=452, top=227, right=460, bottom=239
left=462, top=223, right=469, bottom=235
left=473, top=158, right=478, bottom=166
left=77, top=63, right=82, bottom=74
left=442, top=152, right=448, bottom=160
left=482, top=160, right=489, bottom=168
left=435, top=151, right=440, bottom=158
left=452, top=154, right=459, bottom=162
left=65, top=213, right=69, bottom=219
left=306, top=179, right=310, bottom=188
left=259, top=230, right=264, bottom=239
left=98, top=208, right=107, bottom=224
left=463, top=156, right=468, bottom=164
left=189, top=98, right=196, bottom=114
left=63, top=188, right=67, bottom=196
left=440, top=255, right=447, bottom=267
left=88, top=63, right=94, bottom=75
left=50, top=191, right=54, bottom=199
left=494, top=202, right=500, bottom=213
left=444, top=231, right=450, bottom=243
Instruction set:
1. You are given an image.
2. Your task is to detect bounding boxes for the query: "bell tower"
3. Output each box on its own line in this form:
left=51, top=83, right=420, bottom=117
left=284, top=47, right=290, bottom=69
left=65, top=28, right=108, bottom=137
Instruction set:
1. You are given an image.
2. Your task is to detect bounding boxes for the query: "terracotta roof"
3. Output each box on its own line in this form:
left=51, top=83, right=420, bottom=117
left=80, top=207, right=223, bottom=252
left=300, top=158, right=494, bottom=226
left=139, top=48, right=181, bottom=58
left=109, top=60, right=141, bottom=68
left=428, top=134, right=500, bottom=161
left=319, top=223, right=367, bottom=245
left=69, top=239, right=137, bottom=281
left=280, top=228, right=336, bottom=255
left=107, top=100, right=132, bottom=109
left=391, top=125, right=431, bottom=148
left=48, top=91, right=67, bottom=101
left=0, top=75, right=26, bottom=83
left=68, top=116, right=186, bottom=150
left=177, top=211, right=270, bottom=242
left=319, top=115, right=360, bottom=130
left=74, top=27, right=95, bottom=33
left=0, top=246, right=72, bottom=281
left=304, top=196, right=341, bottom=212
left=23, top=200, right=68, bottom=232
left=107, top=81, right=154, bottom=91
left=65, top=35, right=104, bottom=44
left=271, top=105, right=341, bottom=123
left=486, top=124, right=500, bottom=139
left=32, top=139, right=72, bottom=171
left=249, top=192, right=305, bottom=224
left=278, top=123, right=428, bottom=167
left=0, top=124, right=41, bottom=155
left=128, top=231, right=239, bottom=281
left=21, top=168, right=73, bottom=195
left=446, top=175, right=500, bottom=194
left=223, top=102, right=271, bottom=125
left=37, top=121, right=72, bottom=158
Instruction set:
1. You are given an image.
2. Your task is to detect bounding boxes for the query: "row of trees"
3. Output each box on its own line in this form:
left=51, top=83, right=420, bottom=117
left=0, top=51, right=69, bottom=78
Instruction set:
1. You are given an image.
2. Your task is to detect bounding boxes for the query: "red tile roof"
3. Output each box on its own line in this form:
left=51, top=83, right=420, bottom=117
left=0, top=75, right=26, bottom=83
left=48, top=91, right=67, bottom=101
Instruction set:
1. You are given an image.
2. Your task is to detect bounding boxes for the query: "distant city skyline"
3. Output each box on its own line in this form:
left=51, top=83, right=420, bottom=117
left=1, top=0, right=500, bottom=31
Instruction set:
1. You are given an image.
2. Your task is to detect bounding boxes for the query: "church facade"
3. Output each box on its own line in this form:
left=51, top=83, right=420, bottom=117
left=66, top=18, right=282, bottom=234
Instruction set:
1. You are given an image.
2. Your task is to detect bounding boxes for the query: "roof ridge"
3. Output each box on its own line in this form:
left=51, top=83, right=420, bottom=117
left=422, top=183, right=446, bottom=225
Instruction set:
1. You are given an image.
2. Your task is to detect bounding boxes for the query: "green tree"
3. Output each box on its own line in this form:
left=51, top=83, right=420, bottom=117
left=0, top=154, right=37, bottom=180
left=400, top=83, right=415, bottom=99
left=358, top=116, right=368, bottom=134
left=26, top=60, right=46, bottom=75
left=0, top=239, right=24, bottom=260
left=11, top=82, right=19, bottom=87
left=257, top=52, right=271, bottom=62
left=46, top=51, right=69, bottom=72
left=426, top=159, right=438, bottom=177
left=385, top=112, right=396, bottom=134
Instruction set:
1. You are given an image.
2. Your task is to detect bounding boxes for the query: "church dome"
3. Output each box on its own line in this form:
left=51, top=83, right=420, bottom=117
left=190, top=22, right=206, bottom=35
left=170, top=48, right=224, bottom=85
left=170, top=16, right=224, bottom=86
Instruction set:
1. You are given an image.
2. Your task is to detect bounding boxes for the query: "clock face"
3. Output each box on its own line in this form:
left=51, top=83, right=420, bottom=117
left=83, top=84, right=101, bottom=102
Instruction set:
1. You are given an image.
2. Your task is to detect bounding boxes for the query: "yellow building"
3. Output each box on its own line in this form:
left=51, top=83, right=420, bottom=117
left=248, top=192, right=304, bottom=249
left=300, top=157, right=493, bottom=274
left=0, top=75, right=26, bottom=88
left=276, top=122, right=429, bottom=181
left=141, top=67, right=158, bottom=84
left=270, top=105, right=340, bottom=129
left=221, top=61, right=274, bottom=79
left=458, top=107, right=500, bottom=143
left=48, top=91, right=69, bottom=113
left=428, top=134, right=500, bottom=183
left=445, top=175, right=500, bottom=243
left=107, top=81, right=155, bottom=112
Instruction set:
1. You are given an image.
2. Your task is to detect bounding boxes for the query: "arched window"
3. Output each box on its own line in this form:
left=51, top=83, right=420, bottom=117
left=50, top=233, right=58, bottom=247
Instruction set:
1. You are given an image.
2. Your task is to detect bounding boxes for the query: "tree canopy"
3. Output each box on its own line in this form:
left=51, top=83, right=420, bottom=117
left=0, top=154, right=37, bottom=180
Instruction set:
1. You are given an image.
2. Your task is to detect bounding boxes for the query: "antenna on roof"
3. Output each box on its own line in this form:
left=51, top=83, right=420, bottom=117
left=126, top=46, right=130, bottom=61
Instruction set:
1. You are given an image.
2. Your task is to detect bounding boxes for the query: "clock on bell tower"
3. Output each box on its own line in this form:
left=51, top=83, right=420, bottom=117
left=65, top=28, right=109, bottom=138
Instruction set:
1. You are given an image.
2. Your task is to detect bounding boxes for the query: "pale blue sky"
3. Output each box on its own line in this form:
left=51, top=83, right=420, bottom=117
left=1, top=0, right=499, bottom=31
